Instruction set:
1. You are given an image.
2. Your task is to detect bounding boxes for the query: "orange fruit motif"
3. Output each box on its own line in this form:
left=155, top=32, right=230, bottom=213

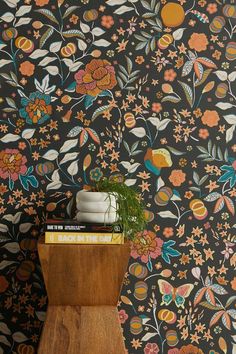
left=154, top=187, right=173, bottom=206
left=161, top=2, right=185, bottom=28
left=130, top=316, right=143, bottom=335
left=158, top=34, right=173, bottom=50
left=166, top=329, right=179, bottom=346
left=129, top=263, right=148, bottom=279
left=15, top=36, right=34, bottom=53
left=16, top=261, right=35, bottom=281
left=189, top=199, right=208, bottom=220
left=124, top=112, right=136, bottom=128
left=134, top=281, right=148, bottom=300
left=17, top=344, right=35, bottom=354
left=158, top=309, right=177, bottom=324
left=61, top=43, right=76, bottom=57
left=83, top=9, right=98, bottom=22
left=226, top=41, right=236, bottom=61
left=143, top=209, right=154, bottom=222
left=215, top=83, right=228, bottom=98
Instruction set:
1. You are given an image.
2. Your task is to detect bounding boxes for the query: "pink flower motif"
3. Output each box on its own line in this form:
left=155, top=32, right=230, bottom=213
left=0, top=149, right=27, bottom=181
left=144, top=342, right=160, bottom=354
left=131, top=230, right=163, bottom=263
left=168, top=349, right=180, bottom=354
left=118, top=309, right=128, bottom=324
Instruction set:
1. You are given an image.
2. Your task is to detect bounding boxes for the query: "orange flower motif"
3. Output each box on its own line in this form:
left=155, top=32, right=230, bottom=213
left=169, top=170, right=186, bottom=186
left=152, top=102, right=162, bottom=113
left=163, top=227, right=174, bottom=238
left=188, top=33, right=209, bottom=52
left=198, top=0, right=206, bottom=7
left=69, top=14, right=79, bottom=24
left=19, top=61, right=35, bottom=77
left=135, top=56, right=145, bottom=64
left=179, top=344, right=204, bottom=354
left=75, top=59, right=117, bottom=96
left=101, top=15, right=114, bottom=29
left=184, top=191, right=193, bottom=199
left=201, top=110, right=220, bottom=127
left=34, top=0, right=49, bottom=6
left=207, top=3, right=217, bottom=14
left=199, top=128, right=209, bottom=139
left=164, top=69, right=177, bottom=81
left=20, top=92, right=52, bottom=124
left=212, top=50, right=221, bottom=60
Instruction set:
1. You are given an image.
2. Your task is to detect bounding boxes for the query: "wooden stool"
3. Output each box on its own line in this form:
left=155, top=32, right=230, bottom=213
left=37, top=237, right=130, bottom=354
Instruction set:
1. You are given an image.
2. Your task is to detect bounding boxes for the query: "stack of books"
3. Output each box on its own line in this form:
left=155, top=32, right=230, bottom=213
left=44, top=219, right=124, bottom=245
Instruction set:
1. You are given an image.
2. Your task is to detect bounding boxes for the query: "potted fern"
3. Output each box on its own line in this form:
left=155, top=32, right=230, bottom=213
left=76, top=176, right=146, bottom=240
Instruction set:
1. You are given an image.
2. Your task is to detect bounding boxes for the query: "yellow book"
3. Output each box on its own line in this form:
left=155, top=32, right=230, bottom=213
left=45, top=232, right=125, bottom=245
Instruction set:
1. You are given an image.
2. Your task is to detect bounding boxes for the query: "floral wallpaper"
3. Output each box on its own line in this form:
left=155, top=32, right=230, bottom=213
left=0, top=0, right=236, bottom=353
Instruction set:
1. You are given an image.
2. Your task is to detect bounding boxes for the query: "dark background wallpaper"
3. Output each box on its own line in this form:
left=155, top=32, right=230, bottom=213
left=0, top=0, right=236, bottom=353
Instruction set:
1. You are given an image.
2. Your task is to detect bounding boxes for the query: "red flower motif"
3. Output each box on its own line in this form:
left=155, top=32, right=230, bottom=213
left=75, top=59, right=117, bottom=96
left=0, top=149, right=27, bottom=181
left=131, top=230, right=163, bottom=263
left=118, top=309, right=128, bottom=324
left=144, top=343, right=160, bottom=354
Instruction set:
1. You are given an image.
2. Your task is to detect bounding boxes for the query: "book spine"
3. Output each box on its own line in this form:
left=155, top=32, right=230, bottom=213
left=45, top=226, right=122, bottom=232
left=45, top=232, right=124, bottom=245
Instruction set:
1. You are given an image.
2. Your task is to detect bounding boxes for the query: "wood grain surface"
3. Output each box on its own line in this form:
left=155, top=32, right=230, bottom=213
left=37, top=237, right=130, bottom=353
left=38, top=237, right=130, bottom=305
left=38, top=305, right=126, bottom=354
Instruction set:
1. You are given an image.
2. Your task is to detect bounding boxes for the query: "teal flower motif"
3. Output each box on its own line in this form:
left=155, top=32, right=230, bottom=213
left=90, top=167, right=103, bottom=182
left=19, top=91, right=52, bottom=125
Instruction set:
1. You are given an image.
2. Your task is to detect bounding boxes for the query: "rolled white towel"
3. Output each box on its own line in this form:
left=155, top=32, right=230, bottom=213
left=76, top=200, right=117, bottom=213
left=76, top=190, right=117, bottom=203
left=75, top=211, right=118, bottom=224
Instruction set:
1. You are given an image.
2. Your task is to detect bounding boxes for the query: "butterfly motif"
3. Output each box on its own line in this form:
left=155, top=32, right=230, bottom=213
left=158, top=280, right=194, bottom=308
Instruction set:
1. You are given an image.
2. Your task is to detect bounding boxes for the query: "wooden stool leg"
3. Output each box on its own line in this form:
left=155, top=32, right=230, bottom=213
left=37, top=241, right=130, bottom=354
left=38, top=305, right=126, bottom=354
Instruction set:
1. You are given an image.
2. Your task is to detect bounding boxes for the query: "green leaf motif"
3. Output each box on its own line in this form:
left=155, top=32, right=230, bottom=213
left=92, top=105, right=111, bottom=122
left=67, top=126, right=83, bottom=138
left=35, top=9, right=59, bottom=24
left=161, top=95, right=181, bottom=103
left=195, top=69, right=212, bottom=87
left=200, top=301, right=224, bottom=310
left=178, top=81, right=193, bottom=107
left=166, top=146, right=185, bottom=156
left=226, top=296, right=236, bottom=308
left=40, top=28, right=54, bottom=48
left=62, top=30, right=85, bottom=39
left=62, top=6, right=79, bottom=19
